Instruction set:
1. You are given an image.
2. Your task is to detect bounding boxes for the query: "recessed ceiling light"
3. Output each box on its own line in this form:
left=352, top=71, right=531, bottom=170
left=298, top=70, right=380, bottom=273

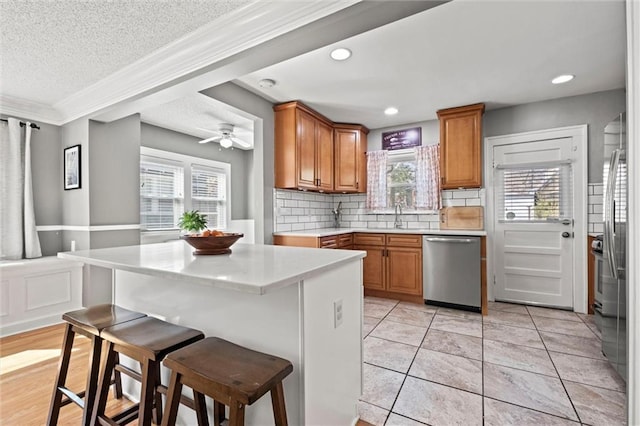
left=552, top=74, right=574, bottom=84
left=330, top=48, right=351, bottom=61
left=384, top=107, right=399, bottom=115
left=258, top=78, right=276, bottom=88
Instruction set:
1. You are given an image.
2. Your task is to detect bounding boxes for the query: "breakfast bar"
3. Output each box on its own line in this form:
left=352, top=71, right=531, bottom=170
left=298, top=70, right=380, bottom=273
left=58, top=241, right=366, bottom=425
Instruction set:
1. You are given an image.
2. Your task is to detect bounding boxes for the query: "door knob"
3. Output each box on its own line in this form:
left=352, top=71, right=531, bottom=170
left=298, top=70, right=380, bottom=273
left=562, top=231, right=571, bottom=238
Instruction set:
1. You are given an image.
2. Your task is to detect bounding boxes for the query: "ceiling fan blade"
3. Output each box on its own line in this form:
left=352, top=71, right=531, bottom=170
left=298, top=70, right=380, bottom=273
left=231, top=136, right=251, bottom=148
left=199, top=136, right=222, bottom=144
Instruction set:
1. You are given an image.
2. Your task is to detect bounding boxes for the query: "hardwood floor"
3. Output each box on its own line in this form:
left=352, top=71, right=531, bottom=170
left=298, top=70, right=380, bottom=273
left=0, top=323, right=136, bottom=425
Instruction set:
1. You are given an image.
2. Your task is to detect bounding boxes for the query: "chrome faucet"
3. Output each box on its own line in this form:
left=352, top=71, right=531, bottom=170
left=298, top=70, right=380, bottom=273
left=332, top=201, right=343, bottom=228
left=394, top=203, right=403, bottom=228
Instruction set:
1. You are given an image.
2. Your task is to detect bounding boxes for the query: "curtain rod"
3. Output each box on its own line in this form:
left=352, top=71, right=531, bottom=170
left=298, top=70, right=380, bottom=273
left=0, top=118, right=41, bottom=130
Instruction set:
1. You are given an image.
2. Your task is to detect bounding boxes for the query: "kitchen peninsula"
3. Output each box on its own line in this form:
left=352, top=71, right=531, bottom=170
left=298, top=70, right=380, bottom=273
left=58, top=241, right=365, bottom=425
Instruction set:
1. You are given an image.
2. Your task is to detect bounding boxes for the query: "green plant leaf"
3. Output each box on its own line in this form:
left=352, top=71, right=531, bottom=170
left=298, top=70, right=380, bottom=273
left=177, top=210, right=208, bottom=233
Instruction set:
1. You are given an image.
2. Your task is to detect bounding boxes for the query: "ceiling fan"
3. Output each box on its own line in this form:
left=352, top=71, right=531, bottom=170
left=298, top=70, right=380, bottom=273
left=197, top=123, right=250, bottom=149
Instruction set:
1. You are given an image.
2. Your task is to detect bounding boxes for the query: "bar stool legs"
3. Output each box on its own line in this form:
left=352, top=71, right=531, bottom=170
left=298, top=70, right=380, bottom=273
left=91, top=316, right=204, bottom=426
left=160, top=337, right=293, bottom=426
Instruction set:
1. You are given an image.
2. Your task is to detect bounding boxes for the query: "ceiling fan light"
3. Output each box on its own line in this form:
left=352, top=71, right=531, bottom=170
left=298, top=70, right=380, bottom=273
left=220, top=137, right=233, bottom=149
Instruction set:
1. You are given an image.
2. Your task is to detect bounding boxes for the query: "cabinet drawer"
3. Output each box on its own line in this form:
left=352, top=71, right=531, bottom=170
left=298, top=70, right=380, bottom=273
left=353, top=233, right=385, bottom=246
left=337, top=234, right=353, bottom=248
left=319, top=235, right=338, bottom=249
left=386, top=234, right=422, bottom=248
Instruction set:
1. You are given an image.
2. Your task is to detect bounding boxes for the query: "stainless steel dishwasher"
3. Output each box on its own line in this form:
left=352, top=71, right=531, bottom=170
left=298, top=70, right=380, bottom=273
left=423, top=236, right=481, bottom=312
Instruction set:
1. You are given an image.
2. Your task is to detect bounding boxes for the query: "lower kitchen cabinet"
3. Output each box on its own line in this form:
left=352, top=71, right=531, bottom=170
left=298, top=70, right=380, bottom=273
left=354, top=233, right=423, bottom=303
left=387, top=247, right=422, bottom=295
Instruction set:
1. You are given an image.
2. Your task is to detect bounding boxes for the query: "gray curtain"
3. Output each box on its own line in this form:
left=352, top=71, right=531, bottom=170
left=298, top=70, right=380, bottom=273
left=0, top=118, right=42, bottom=259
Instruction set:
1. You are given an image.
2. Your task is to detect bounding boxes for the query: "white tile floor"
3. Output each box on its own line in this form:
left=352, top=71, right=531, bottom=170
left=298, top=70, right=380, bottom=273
left=360, top=297, right=627, bottom=426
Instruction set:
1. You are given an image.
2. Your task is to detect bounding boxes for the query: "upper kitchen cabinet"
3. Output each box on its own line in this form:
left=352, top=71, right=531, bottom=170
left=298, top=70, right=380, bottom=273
left=437, top=103, right=485, bottom=189
left=333, top=124, right=369, bottom=193
left=275, top=101, right=334, bottom=191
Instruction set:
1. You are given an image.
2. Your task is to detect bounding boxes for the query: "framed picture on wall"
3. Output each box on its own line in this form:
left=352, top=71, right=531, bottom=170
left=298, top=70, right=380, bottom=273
left=382, top=127, right=422, bottom=151
left=64, top=145, right=81, bottom=190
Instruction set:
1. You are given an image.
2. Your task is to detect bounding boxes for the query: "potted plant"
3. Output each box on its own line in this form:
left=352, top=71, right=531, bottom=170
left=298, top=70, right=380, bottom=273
left=178, top=210, right=208, bottom=236
left=178, top=210, right=243, bottom=255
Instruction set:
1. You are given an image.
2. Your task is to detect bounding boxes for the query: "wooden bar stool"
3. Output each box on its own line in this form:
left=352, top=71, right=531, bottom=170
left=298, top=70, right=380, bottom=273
left=161, top=337, right=294, bottom=426
left=91, top=316, right=204, bottom=426
left=47, top=304, right=147, bottom=426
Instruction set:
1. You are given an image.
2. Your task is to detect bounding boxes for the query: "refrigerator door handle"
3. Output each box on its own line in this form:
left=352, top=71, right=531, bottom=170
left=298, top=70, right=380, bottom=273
left=604, top=149, right=620, bottom=278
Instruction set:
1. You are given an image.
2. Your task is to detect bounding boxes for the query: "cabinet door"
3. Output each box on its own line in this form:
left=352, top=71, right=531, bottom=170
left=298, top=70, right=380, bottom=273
left=438, top=104, right=484, bottom=189
left=297, top=109, right=317, bottom=189
left=355, top=245, right=385, bottom=291
left=334, top=128, right=359, bottom=192
left=386, top=247, right=422, bottom=296
left=316, top=120, right=334, bottom=191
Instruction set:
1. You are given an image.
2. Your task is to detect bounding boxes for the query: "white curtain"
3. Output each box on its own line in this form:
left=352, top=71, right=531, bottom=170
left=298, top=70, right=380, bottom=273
left=1, top=118, right=42, bottom=259
left=415, top=144, right=441, bottom=210
left=365, top=150, right=388, bottom=210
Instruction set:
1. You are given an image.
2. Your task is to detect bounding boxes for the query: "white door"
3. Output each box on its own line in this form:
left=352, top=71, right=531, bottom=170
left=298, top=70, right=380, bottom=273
left=492, top=136, right=578, bottom=308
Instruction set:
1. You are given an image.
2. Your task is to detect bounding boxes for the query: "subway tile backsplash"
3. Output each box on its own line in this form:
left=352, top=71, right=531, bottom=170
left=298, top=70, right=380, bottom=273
left=588, top=183, right=604, bottom=234
left=273, top=188, right=485, bottom=232
left=275, top=185, right=603, bottom=234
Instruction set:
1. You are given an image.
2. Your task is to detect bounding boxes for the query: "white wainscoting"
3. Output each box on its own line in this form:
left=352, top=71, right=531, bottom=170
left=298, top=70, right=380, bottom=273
left=0, top=257, right=83, bottom=337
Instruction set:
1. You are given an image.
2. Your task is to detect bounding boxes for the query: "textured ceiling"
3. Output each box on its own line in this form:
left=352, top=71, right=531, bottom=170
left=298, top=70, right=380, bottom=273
left=237, top=0, right=626, bottom=129
left=0, top=0, right=251, bottom=105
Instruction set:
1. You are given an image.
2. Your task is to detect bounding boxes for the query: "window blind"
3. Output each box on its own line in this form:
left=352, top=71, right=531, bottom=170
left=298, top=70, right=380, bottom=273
left=191, top=164, right=227, bottom=229
left=140, top=157, right=184, bottom=230
left=496, top=162, right=572, bottom=222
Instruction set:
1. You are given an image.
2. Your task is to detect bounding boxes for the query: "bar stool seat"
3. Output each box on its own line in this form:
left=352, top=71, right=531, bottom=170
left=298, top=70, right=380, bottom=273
left=47, top=304, right=147, bottom=426
left=92, top=316, right=204, bottom=426
left=161, top=337, right=294, bottom=426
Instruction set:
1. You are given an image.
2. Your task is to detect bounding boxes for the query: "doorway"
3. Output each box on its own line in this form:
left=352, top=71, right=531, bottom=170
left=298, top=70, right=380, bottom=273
left=485, top=125, right=587, bottom=312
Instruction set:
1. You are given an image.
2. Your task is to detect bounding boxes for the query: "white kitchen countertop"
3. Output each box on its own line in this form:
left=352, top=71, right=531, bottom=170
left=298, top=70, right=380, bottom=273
left=273, top=227, right=487, bottom=237
left=58, top=240, right=365, bottom=295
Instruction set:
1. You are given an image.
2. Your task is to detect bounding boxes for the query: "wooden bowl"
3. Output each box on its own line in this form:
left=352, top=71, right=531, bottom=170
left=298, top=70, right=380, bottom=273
left=180, top=233, right=244, bottom=255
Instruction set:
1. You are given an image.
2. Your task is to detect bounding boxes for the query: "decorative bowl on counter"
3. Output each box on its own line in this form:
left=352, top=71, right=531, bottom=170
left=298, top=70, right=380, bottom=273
left=180, top=233, right=243, bottom=255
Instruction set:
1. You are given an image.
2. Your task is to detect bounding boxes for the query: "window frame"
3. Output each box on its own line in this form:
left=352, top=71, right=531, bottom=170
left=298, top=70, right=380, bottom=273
left=140, top=147, right=231, bottom=234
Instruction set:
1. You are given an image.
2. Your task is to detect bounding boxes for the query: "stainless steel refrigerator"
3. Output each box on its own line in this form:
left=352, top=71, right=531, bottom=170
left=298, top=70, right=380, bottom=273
left=601, top=112, right=627, bottom=382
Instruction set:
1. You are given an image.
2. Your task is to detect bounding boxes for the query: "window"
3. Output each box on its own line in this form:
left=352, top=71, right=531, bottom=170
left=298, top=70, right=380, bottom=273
left=366, top=146, right=440, bottom=212
left=387, top=150, right=417, bottom=209
left=191, top=165, right=227, bottom=229
left=140, top=147, right=230, bottom=231
left=496, top=162, right=572, bottom=222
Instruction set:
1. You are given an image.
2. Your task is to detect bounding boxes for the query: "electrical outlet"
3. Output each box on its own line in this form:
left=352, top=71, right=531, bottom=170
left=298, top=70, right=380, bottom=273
left=334, top=299, right=343, bottom=328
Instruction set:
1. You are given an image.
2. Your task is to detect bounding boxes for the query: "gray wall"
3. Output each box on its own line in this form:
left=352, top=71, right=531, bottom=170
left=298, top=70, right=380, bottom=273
left=141, top=123, right=251, bottom=220
left=61, top=118, right=90, bottom=229
left=89, top=114, right=141, bottom=226
left=484, top=89, right=626, bottom=183
left=201, top=82, right=275, bottom=243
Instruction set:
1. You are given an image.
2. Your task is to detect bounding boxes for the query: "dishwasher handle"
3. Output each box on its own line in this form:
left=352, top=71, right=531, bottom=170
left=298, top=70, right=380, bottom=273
left=424, top=237, right=476, bottom=244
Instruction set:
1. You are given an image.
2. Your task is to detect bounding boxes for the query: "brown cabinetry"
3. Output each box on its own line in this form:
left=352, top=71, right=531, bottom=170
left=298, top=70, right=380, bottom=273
left=275, top=102, right=334, bottom=191
left=273, top=233, right=353, bottom=249
left=354, top=233, right=422, bottom=302
left=333, top=124, right=368, bottom=193
left=437, top=103, right=485, bottom=189
left=274, top=101, right=368, bottom=193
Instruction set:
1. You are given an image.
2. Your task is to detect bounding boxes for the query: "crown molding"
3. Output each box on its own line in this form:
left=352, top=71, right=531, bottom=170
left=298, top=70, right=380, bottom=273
left=0, top=95, right=63, bottom=125
left=54, top=1, right=359, bottom=125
